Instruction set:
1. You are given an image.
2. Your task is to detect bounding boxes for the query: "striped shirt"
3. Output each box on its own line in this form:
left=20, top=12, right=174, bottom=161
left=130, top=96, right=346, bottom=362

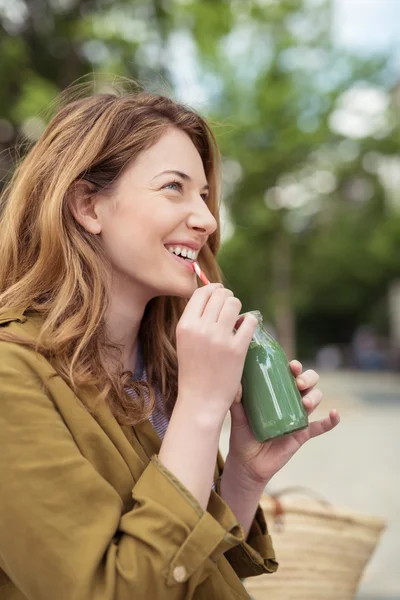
left=124, top=342, right=169, bottom=440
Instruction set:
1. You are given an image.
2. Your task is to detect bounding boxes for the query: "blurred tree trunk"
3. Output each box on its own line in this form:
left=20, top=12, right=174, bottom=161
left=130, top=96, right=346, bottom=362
left=388, top=280, right=400, bottom=369
left=272, top=231, right=296, bottom=359
left=151, top=0, right=170, bottom=82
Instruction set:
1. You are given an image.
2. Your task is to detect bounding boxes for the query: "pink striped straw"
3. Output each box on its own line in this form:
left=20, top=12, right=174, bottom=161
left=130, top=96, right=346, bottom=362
left=192, top=261, right=211, bottom=285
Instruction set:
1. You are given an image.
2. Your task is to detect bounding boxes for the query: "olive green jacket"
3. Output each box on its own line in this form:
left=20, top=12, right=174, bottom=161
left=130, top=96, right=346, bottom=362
left=0, top=310, right=278, bottom=600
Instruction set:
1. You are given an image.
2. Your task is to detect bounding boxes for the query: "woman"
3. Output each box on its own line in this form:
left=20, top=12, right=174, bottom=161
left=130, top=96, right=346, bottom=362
left=0, top=82, right=340, bottom=600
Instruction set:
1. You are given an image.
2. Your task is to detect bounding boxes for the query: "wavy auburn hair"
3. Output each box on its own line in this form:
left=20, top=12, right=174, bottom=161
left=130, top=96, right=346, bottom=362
left=0, top=81, right=224, bottom=425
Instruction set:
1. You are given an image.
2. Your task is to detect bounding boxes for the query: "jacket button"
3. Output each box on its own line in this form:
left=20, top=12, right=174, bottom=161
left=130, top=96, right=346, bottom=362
left=173, top=565, right=187, bottom=582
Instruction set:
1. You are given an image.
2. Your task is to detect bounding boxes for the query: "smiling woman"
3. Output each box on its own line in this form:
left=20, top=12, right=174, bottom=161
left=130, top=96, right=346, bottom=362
left=0, top=87, right=222, bottom=425
left=0, top=77, right=338, bottom=600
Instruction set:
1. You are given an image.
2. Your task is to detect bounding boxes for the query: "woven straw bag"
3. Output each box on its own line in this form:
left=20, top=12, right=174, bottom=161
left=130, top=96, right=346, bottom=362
left=244, top=487, right=386, bottom=600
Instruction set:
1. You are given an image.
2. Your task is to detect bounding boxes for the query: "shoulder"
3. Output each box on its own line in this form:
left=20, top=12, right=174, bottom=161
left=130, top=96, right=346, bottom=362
left=0, top=311, right=90, bottom=421
left=0, top=309, right=52, bottom=378
left=0, top=310, right=101, bottom=415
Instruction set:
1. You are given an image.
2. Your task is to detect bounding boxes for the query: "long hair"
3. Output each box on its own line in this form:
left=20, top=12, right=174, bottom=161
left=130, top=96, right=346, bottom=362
left=0, top=80, right=224, bottom=425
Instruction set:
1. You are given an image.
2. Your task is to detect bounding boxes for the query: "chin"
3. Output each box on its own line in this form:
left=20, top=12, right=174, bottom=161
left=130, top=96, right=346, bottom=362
left=163, top=280, right=198, bottom=299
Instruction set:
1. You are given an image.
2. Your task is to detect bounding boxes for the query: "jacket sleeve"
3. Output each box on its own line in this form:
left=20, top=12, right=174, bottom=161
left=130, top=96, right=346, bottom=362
left=0, top=343, right=246, bottom=600
left=210, top=450, right=279, bottom=578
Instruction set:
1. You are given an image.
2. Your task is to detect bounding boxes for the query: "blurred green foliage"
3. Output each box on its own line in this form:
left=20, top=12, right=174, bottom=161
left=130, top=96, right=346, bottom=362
left=0, top=0, right=399, bottom=361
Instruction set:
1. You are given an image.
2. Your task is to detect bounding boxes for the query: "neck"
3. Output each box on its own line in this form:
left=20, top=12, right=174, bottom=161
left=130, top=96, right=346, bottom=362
left=104, top=277, right=151, bottom=373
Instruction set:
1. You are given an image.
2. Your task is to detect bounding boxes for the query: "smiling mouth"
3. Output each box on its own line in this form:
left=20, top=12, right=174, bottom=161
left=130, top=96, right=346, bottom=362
left=165, top=247, right=196, bottom=271
left=164, top=246, right=197, bottom=263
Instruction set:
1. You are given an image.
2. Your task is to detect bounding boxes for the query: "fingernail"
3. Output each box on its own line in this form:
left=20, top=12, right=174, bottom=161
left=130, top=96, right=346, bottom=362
left=297, top=377, right=305, bottom=387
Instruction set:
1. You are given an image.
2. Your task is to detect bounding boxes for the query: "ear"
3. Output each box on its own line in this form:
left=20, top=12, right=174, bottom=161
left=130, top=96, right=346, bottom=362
left=67, top=180, right=103, bottom=235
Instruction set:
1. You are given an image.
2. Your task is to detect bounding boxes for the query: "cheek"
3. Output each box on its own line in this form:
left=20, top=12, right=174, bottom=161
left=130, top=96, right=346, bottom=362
left=100, top=207, right=164, bottom=270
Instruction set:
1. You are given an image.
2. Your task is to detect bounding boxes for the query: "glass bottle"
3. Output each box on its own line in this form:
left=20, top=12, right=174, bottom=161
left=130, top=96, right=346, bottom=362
left=241, top=310, right=308, bottom=442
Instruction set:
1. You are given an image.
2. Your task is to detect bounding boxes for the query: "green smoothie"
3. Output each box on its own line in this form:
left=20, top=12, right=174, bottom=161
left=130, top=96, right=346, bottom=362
left=241, top=311, right=308, bottom=443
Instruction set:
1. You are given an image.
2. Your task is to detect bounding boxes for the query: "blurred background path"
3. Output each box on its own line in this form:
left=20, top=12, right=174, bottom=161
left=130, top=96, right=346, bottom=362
left=220, top=370, right=400, bottom=599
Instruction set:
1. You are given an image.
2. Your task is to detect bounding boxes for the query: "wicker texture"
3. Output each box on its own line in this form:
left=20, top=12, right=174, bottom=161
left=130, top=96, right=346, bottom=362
left=245, top=491, right=386, bottom=600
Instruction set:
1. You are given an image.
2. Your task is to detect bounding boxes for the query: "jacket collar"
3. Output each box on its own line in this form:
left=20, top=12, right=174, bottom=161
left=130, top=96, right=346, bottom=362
left=0, top=309, right=28, bottom=325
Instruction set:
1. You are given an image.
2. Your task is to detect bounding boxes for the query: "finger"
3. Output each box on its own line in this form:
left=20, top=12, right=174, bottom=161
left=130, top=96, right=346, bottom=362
left=217, top=296, right=242, bottom=332
left=307, top=410, right=340, bottom=439
left=302, top=388, right=323, bottom=415
left=234, top=314, right=245, bottom=330
left=184, top=283, right=224, bottom=320
left=233, top=313, right=259, bottom=348
left=296, top=369, right=320, bottom=393
left=201, top=288, right=234, bottom=324
left=229, top=394, right=249, bottom=428
left=234, top=383, right=242, bottom=404
left=289, top=360, right=302, bottom=377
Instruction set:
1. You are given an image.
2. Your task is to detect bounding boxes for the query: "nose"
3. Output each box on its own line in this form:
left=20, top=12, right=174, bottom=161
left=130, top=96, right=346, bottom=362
left=186, top=196, right=218, bottom=237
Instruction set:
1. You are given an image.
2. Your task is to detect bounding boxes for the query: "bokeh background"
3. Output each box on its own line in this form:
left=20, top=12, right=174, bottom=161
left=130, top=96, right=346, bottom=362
left=0, top=0, right=399, bottom=598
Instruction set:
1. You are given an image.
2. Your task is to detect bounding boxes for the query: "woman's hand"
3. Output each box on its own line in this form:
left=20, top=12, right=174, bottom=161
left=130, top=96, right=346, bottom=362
left=224, top=360, right=340, bottom=488
left=175, top=284, right=258, bottom=425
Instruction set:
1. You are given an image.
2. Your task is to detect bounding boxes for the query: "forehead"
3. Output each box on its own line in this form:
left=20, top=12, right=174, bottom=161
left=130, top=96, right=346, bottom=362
left=132, top=128, right=206, bottom=178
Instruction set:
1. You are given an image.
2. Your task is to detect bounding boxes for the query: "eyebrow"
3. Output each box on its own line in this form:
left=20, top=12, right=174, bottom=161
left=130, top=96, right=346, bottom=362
left=152, top=170, right=209, bottom=191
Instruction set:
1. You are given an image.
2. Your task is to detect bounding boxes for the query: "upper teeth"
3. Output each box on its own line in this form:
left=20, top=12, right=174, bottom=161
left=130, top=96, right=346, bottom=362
left=166, top=245, right=199, bottom=260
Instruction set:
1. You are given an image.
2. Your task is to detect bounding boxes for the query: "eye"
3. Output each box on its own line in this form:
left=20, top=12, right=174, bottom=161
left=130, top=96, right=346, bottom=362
left=163, top=179, right=208, bottom=203
left=164, top=180, right=183, bottom=193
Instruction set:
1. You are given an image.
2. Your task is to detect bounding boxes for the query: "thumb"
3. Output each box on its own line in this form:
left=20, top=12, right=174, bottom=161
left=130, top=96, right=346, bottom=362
left=230, top=384, right=248, bottom=428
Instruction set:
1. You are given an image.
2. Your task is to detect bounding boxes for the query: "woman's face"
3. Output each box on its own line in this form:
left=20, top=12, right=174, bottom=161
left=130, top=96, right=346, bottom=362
left=95, top=127, right=218, bottom=300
